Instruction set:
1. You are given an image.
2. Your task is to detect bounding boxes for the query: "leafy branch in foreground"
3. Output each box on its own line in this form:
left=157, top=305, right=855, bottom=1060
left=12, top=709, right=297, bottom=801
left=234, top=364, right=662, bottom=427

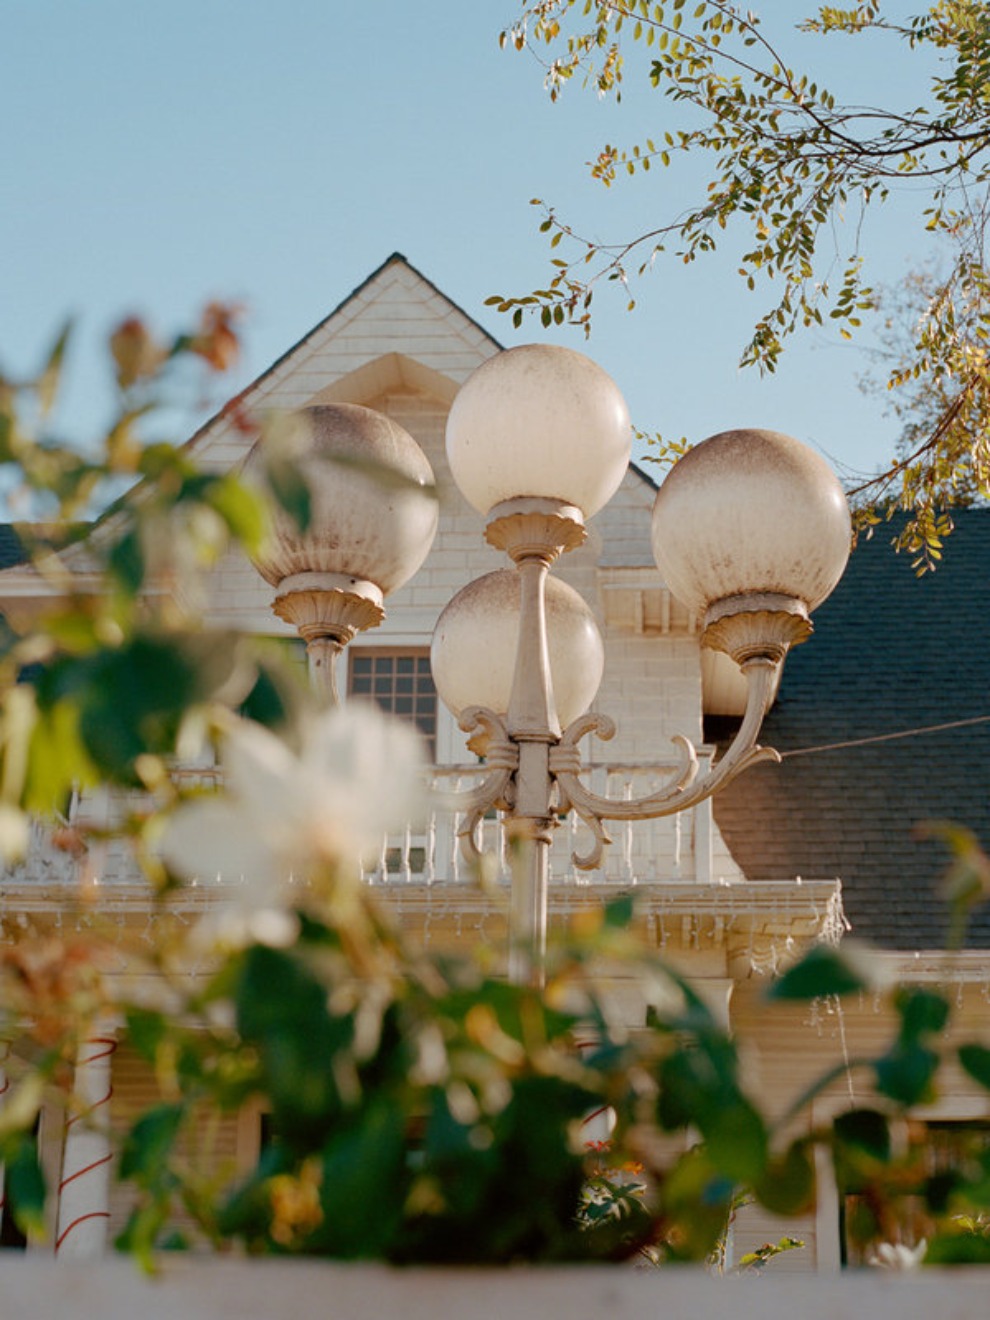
left=2, top=304, right=990, bottom=1265
left=0, top=312, right=313, bottom=858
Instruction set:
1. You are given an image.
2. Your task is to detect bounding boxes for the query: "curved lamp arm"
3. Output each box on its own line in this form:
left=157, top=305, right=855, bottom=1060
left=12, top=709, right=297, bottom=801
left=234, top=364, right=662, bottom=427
left=549, top=657, right=782, bottom=871
left=436, top=707, right=518, bottom=863
left=434, top=658, right=781, bottom=874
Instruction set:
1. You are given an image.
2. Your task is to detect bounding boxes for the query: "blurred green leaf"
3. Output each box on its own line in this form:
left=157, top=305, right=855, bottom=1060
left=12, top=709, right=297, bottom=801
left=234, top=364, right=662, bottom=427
left=108, top=527, right=146, bottom=597
left=236, top=944, right=354, bottom=1141
left=755, top=1141, right=816, bottom=1216
left=125, top=1008, right=169, bottom=1064
left=120, top=1104, right=185, bottom=1185
left=705, top=1098, right=768, bottom=1184
left=896, top=986, right=950, bottom=1044
left=874, top=1043, right=940, bottom=1107
left=265, top=456, right=312, bottom=535
left=603, top=893, right=634, bottom=928
left=203, top=474, right=268, bottom=557
left=916, top=820, right=990, bottom=947
left=834, top=1108, right=891, bottom=1161
left=662, top=1147, right=734, bottom=1261
left=24, top=697, right=98, bottom=811
left=958, top=1043, right=990, bottom=1091
left=36, top=320, right=72, bottom=417
left=925, top=1231, right=990, bottom=1264
left=4, top=1135, right=46, bottom=1237
left=35, top=631, right=249, bottom=782
left=766, top=943, right=873, bottom=1001
left=310, top=1101, right=408, bottom=1256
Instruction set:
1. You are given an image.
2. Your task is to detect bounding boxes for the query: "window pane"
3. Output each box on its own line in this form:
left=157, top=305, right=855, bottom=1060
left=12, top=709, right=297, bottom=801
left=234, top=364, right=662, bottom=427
left=347, top=650, right=437, bottom=758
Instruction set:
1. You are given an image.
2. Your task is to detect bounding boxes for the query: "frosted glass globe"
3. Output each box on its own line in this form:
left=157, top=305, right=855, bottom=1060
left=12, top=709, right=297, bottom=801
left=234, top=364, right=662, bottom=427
left=246, top=404, right=438, bottom=596
left=651, top=428, right=851, bottom=617
left=445, top=345, right=631, bottom=518
left=431, top=569, right=605, bottom=727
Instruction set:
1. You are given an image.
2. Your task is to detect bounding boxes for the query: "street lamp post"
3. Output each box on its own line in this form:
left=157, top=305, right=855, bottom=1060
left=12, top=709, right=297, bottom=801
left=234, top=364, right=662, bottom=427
left=247, top=345, right=851, bottom=985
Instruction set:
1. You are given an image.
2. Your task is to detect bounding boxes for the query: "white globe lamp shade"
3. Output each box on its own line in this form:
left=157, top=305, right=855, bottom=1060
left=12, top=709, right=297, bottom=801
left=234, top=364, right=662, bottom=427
left=246, top=404, right=438, bottom=597
left=431, top=570, right=605, bottom=728
left=651, top=428, right=851, bottom=620
left=445, top=345, right=631, bottom=518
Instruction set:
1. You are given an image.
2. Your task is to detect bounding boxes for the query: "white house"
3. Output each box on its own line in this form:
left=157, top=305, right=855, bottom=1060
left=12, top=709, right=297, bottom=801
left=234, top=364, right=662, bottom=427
left=1, top=253, right=986, bottom=1271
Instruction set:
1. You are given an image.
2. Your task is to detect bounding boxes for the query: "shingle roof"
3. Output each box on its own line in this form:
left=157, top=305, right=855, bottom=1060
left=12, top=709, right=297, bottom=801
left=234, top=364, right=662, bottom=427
left=712, top=509, right=990, bottom=949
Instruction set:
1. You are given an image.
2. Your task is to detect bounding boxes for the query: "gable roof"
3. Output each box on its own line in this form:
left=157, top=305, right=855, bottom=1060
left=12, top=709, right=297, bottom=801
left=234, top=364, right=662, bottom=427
left=188, top=253, right=505, bottom=468
left=712, top=509, right=990, bottom=949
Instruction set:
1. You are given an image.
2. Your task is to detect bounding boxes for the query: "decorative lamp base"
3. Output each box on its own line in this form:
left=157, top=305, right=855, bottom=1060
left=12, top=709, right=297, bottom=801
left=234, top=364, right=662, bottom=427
left=702, top=593, right=812, bottom=665
left=485, top=498, right=586, bottom=565
left=273, top=575, right=387, bottom=706
left=273, top=574, right=385, bottom=646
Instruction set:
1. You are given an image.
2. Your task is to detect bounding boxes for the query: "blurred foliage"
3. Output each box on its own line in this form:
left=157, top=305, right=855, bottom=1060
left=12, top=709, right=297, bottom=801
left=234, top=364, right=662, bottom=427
left=1, top=307, right=990, bottom=1270
left=0, top=311, right=315, bottom=858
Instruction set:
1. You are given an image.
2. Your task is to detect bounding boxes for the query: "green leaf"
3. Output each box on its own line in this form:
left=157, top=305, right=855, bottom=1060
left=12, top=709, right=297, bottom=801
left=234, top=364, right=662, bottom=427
left=834, top=1108, right=891, bottom=1161
left=108, top=528, right=146, bottom=597
left=36, top=320, right=73, bottom=417
left=125, top=1008, right=169, bottom=1064
left=37, top=631, right=251, bottom=782
left=23, top=697, right=98, bottom=812
left=2, top=1135, right=46, bottom=1237
left=958, top=1043, right=990, bottom=1091
left=119, top=1103, right=185, bottom=1184
left=755, top=1142, right=815, bottom=1216
left=704, top=1097, right=768, bottom=1184
left=237, top=656, right=300, bottom=731
left=916, top=821, right=990, bottom=947
left=115, top=1198, right=174, bottom=1268
left=137, top=442, right=186, bottom=482
left=202, top=475, right=269, bottom=557
left=895, top=986, right=949, bottom=1044
left=310, top=1100, right=409, bottom=1256
left=925, top=1232, right=990, bottom=1264
left=265, top=457, right=312, bottom=534
left=766, top=944, right=872, bottom=1000
left=236, top=944, right=355, bottom=1141
left=603, top=893, right=634, bottom=928
left=874, top=1043, right=939, bottom=1107
left=662, top=1147, right=735, bottom=1261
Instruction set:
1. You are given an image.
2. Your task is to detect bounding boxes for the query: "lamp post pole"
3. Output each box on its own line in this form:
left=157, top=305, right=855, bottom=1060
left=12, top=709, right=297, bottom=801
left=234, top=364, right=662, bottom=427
left=249, top=348, right=852, bottom=989
left=485, top=498, right=586, bottom=985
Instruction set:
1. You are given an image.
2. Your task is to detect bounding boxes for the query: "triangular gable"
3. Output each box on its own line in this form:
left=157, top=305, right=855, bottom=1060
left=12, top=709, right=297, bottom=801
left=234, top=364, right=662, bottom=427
left=191, top=253, right=502, bottom=471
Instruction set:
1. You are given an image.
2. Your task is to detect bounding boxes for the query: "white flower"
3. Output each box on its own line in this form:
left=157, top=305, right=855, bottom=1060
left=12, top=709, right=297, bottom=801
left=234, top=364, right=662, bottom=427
left=162, top=701, right=426, bottom=910
left=868, top=1240, right=927, bottom=1270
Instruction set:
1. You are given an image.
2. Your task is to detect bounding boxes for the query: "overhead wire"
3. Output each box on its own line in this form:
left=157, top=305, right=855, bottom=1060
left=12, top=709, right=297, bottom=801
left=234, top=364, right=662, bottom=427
left=778, top=714, right=990, bottom=761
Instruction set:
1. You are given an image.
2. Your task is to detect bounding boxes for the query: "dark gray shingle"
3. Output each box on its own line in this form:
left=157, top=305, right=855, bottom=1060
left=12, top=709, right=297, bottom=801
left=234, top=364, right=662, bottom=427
left=712, top=510, right=990, bottom=949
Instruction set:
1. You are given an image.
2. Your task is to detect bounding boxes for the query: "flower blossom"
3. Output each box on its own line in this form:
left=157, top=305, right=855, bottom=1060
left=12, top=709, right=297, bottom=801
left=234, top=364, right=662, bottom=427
left=868, top=1240, right=927, bottom=1270
left=162, top=702, right=426, bottom=913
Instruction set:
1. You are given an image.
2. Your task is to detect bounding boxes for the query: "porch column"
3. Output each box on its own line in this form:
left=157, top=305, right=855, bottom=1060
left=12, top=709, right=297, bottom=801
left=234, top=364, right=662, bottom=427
left=55, top=1027, right=118, bottom=1258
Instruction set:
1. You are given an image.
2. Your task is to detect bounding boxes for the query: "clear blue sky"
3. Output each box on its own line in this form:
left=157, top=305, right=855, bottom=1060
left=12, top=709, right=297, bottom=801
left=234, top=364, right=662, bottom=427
left=2, top=1, right=941, bottom=484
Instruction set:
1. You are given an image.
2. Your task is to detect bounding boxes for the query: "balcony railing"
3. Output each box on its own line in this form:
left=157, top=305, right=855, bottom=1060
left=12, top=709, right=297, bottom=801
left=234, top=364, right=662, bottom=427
left=2, top=757, right=719, bottom=890
left=361, top=757, right=716, bottom=888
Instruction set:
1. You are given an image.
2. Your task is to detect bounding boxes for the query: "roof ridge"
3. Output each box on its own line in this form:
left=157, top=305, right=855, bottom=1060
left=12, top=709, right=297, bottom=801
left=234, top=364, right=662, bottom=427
left=181, top=254, right=503, bottom=455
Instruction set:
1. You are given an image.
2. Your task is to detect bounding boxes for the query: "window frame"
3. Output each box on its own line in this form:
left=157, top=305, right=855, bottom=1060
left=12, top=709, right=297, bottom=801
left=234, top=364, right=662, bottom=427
left=345, top=646, right=440, bottom=761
